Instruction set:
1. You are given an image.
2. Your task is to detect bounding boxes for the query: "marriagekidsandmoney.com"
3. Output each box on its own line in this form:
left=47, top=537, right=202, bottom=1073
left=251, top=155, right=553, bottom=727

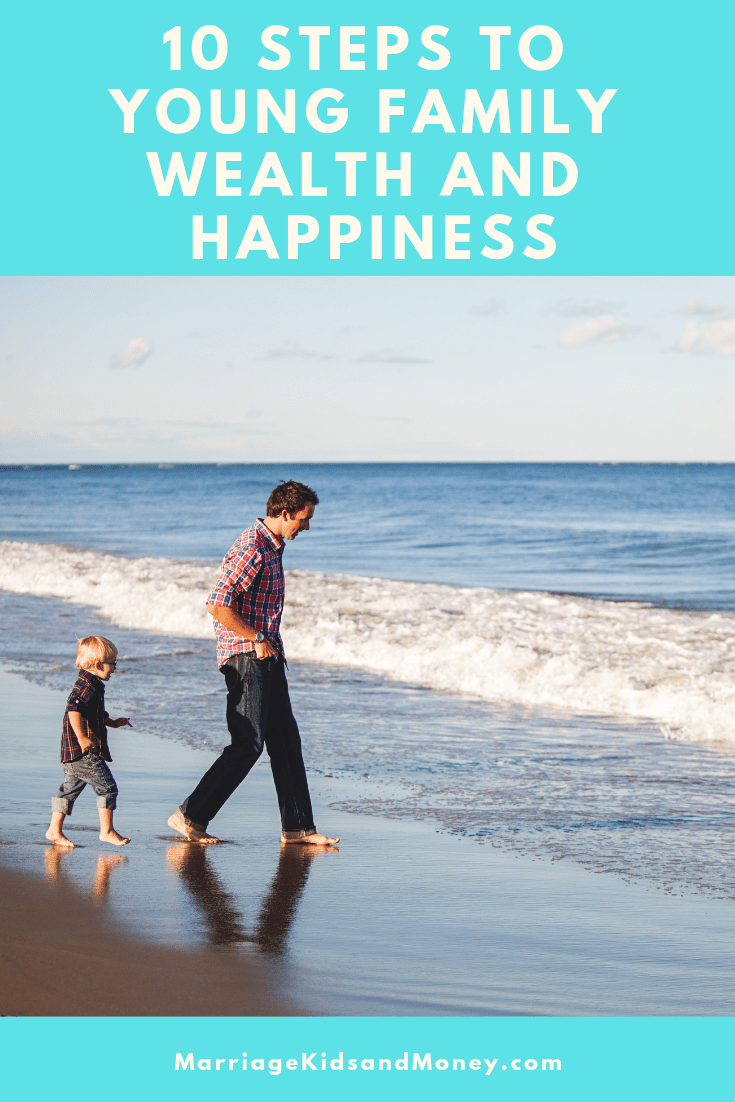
left=173, top=1050, right=561, bottom=1075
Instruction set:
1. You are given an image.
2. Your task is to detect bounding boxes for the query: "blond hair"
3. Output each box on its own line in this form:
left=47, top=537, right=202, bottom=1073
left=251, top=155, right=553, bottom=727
left=75, top=635, right=118, bottom=670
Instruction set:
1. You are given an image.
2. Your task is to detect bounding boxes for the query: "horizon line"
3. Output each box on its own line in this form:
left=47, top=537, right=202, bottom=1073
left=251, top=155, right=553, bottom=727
left=3, top=460, right=735, bottom=470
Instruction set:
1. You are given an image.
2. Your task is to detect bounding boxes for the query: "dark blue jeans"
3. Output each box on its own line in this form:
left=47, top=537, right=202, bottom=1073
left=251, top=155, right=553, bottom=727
left=181, top=655, right=316, bottom=835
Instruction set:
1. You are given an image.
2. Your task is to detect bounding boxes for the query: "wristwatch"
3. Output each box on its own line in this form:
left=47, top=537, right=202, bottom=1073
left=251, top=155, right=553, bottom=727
left=254, top=632, right=265, bottom=643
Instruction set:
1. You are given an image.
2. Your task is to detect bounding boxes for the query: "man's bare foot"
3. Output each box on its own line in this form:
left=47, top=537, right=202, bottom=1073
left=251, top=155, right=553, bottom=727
left=281, top=831, right=339, bottom=846
left=99, top=829, right=131, bottom=846
left=45, top=829, right=75, bottom=848
left=167, top=808, right=221, bottom=844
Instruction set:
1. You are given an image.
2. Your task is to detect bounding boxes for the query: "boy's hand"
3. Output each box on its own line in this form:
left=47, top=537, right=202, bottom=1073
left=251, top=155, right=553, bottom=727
left=69, top=711, right=96, bottom=752
left=109, top=717, right=133, bottom=728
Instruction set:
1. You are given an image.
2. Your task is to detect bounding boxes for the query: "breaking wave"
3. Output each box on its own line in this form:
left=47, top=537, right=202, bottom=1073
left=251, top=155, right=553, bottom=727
left=2, top=539, right=735, bottom=743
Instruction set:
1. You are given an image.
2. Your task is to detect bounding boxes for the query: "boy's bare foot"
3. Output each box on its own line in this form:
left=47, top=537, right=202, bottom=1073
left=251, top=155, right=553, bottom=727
left=99, top=829, right=131, bottom=846
left=281, top=831, right=339, bottom=846
left=167, top=808, right=221, bottom=844
left=45, top=829, right=75, bottom=848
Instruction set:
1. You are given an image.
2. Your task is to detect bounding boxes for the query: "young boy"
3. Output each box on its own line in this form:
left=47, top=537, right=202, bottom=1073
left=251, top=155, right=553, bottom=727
left=46, top=635, right=132, bottom=848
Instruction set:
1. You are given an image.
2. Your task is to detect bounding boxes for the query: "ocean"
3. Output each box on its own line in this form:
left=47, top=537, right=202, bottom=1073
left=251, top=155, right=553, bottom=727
left=1, top=462, right=734, bottom=899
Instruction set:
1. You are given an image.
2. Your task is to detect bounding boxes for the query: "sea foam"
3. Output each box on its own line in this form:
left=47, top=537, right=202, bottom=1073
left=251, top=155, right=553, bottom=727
left=2, top=539, right=735, bottom=744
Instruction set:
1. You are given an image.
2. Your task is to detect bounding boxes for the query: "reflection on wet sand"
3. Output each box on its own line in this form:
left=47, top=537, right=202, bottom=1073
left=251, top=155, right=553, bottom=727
left=44, top=843, right=74, bottom=883
left=91, top=854, right=127, bottom=903
left=166, top=843, right=333, bottom=954
left=44, top=845, right=128, bottom=903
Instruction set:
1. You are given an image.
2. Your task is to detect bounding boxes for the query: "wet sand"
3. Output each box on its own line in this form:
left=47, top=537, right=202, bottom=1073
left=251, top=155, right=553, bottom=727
left=0, top=865, right=289, bottom=1016
left=2, top=667, right=735, bottom=1015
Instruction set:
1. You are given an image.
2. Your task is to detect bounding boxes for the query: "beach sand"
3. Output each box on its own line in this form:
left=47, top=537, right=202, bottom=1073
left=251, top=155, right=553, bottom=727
left=0, top=865, right=289, bottom=1016
left=2, top=666, right=735, bottom=1016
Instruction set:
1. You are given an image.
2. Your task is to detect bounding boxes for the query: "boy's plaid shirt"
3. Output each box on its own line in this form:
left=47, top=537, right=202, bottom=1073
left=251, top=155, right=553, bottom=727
left=207, top=520, right=286, bottom=666
left=61, top=669, right=111, bottom=762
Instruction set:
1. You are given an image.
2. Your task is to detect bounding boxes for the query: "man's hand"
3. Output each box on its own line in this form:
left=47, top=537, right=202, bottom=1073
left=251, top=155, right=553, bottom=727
left=108, top=717, right=133, bottom=728
left=77, top=734, right=95, bottom=754
left=206, top=602, right=278, bottom=658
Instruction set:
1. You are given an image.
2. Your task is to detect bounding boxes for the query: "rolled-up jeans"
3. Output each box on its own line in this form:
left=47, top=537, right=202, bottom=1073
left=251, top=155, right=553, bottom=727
left=52, top=753, right=118, bottom=814
left=181, top=655, right=316, bottom=835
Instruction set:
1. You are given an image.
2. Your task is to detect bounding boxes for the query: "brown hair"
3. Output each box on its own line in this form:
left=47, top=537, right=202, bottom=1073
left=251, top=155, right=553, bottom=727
left=266, top=480, right=319, bottom=517
left=75, top=635, right=118, bottom=670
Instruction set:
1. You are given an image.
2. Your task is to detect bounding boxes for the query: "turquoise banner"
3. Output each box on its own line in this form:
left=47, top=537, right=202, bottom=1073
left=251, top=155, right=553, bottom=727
left=1, top=1016, right=733, bottom=1099
left=3, top=0, right=733, bottom=274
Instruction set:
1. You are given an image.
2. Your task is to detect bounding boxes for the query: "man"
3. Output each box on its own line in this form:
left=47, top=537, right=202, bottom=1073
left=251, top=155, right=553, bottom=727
left=168, top=480, right=338, bottom=846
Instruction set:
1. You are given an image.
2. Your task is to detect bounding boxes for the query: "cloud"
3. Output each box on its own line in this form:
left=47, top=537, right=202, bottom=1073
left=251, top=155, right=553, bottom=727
left=558, top=315, right=635, bottom=349
left=0, top=427, right=91, bottom=464
left=677, top=300, right=728, bottom=316
left=355, top=350, right=431, bottom=364
left=56, top=417, right=273, bottom=440
left=1, top=416, right=280, bottom=464
left=676, top=318, right=735, bottom=356
left=552, top=299, right=620, bottom=317
left=470, top=300, right=505, bottom=316
left=260, top=345, right=336, bottom=361
left=109, top=337, right=153, bottom=369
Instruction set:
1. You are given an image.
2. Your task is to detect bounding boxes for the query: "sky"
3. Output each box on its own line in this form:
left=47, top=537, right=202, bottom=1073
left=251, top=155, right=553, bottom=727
left=1, top=275, right=734, bottom=463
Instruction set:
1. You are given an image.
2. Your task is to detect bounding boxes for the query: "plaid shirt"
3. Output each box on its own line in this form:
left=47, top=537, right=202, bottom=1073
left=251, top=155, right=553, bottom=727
left=61, top=669, right=111, bottom=763
left=207, top=520, right=286, bottom=666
